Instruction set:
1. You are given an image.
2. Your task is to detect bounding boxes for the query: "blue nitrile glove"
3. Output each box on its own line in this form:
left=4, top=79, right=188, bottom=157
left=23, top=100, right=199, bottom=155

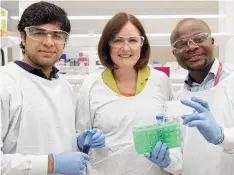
left=181, top=97, right=224, bottom=145
left=53, top=152, right=89, bottom=175
left=144, top=141, right=171, bottom=168
left=77, top=129, right=106, bottom=149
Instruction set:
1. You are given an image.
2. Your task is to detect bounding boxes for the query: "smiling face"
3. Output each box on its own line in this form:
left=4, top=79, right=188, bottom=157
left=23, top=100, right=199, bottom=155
left=109, top=22, right=142, bottom=69
left=171, top=19, right=215, bottom=71
left=22, top=23, right=65, bottom=69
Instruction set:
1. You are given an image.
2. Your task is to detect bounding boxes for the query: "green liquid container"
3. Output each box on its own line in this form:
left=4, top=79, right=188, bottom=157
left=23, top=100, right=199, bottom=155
left=132, top=120, right=181, bottom=154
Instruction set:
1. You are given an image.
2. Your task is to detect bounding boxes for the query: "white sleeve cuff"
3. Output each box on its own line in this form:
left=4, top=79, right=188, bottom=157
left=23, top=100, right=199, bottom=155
left=219, top=128, right=234, bottom=154
left=164, top=148, right=183, bottom=175
left=31, top=155, right=48, bottom=175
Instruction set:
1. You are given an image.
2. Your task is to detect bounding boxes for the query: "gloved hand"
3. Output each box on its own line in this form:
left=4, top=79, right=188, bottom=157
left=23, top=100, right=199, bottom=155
left=78, top=129, right=106, bottom=149
left=144, top=141, right=171, bottom=168
left=53, top=152, right=89, bottom=175
left=181, top=97, right=224, bottom=145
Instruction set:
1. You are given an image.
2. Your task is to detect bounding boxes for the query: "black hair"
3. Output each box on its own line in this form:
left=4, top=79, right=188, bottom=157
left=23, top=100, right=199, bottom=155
left=18, top=1, right=71, bottom=54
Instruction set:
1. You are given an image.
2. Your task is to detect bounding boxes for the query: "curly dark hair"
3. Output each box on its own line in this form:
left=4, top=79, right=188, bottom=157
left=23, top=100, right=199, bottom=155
left=18, top=1, right=71, bottom=54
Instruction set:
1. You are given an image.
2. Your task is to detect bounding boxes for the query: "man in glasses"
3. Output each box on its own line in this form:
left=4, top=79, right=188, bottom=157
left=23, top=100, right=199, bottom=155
left=171, top=18, right=232, bottom=91
left=0, top=1, right=105, bottom=175
left=170, top=18, right=234, bottom=174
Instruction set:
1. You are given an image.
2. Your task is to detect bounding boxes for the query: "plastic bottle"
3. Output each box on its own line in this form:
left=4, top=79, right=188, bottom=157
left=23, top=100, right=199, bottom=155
left=70, top=58, right=74, bottom=66
left=59, top=59, right=65, bottom=66
left=65, top=61, right=70, bottom=66
left=78, top=52, right=89, bottom=66
left=59, top=53, right=66, bottom=66
left=74, top=58, right=78, bottom=66
left=60, top=53, right=66, bottom=62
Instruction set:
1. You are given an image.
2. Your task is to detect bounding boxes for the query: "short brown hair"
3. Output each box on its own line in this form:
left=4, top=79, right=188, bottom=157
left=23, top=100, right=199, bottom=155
left=98, top=12, right=150, bottom=70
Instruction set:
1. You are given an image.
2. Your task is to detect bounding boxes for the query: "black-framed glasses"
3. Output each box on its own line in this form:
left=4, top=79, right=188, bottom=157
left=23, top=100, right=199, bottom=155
left=108, top=36, right=145, bottom=48
left=24, top=26, right=69, bottom=44
left=172, top=33, right=211, bottom=51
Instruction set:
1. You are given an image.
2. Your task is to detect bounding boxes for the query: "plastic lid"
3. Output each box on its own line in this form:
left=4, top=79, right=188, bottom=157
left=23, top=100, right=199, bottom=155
left=156, top=115, right=164, bottom=121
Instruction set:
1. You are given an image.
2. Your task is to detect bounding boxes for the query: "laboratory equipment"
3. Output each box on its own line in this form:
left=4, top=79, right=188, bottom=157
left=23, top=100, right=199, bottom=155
left=82, top=130, right=96, bottom=154
left=156, top=115, right=164, bottom=124
left=78, top=51, right=89, bottom=66
left=132, top=120, right=181, bottom=154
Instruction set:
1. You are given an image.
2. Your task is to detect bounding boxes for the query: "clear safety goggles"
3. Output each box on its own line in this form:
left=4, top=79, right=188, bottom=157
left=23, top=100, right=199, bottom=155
left=24, top=26, right=69, bottom=44
left=108, top=36, right=145, bottom=48
left=172, top=33, right=211, bottom=51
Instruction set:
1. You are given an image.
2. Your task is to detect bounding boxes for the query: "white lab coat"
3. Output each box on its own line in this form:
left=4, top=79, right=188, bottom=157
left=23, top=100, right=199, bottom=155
left=177, top=73, right=234, bottom=175
left=76, top=67, right=182, bottom=175
left=1, top=62, right=77, bottom=175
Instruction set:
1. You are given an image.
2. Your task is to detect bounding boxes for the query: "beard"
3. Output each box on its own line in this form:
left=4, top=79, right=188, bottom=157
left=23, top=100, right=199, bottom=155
left=184, top=55, right=214, bottom=72
left=186, top=58, right=208, bottom=71
left=27, top=52, right=59, bottom=68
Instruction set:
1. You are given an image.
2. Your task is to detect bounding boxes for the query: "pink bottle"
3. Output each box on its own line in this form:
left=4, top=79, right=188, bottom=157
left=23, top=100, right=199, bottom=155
left=78, top=52, right=89, bottom=66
